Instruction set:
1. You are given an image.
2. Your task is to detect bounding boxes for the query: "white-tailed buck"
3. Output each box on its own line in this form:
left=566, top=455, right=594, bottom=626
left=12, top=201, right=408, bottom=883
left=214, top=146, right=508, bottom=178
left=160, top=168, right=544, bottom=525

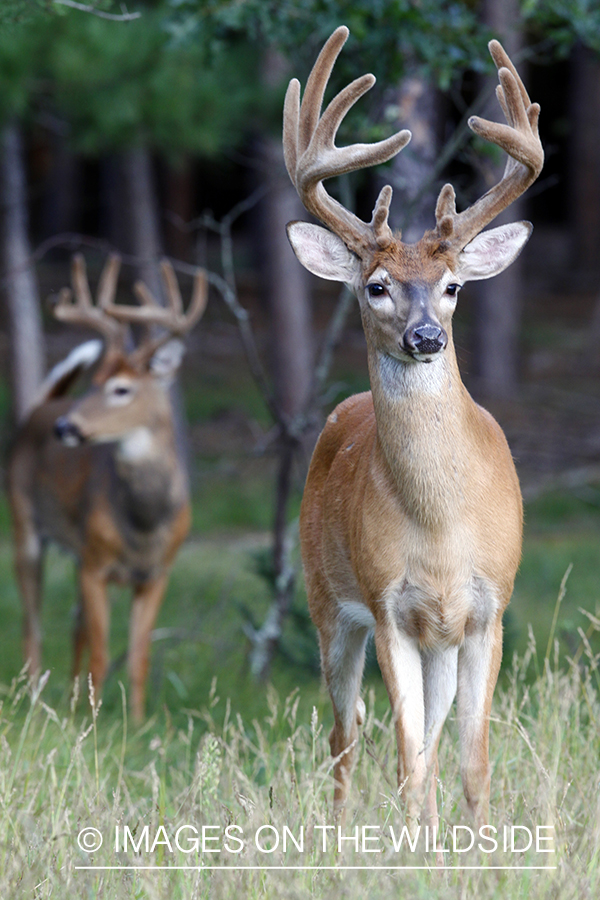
left=8, top=254, right=207, bottom=721
left=284, top=28, right=543, bottom=828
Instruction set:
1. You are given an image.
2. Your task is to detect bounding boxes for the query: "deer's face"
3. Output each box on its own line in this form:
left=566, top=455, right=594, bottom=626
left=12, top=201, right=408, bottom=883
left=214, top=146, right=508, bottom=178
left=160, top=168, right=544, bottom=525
left=357, top=244, right=461, bottom=364
left=287, top=219, right=533, bottom=365
left=54, top=341, right=184, bottom=451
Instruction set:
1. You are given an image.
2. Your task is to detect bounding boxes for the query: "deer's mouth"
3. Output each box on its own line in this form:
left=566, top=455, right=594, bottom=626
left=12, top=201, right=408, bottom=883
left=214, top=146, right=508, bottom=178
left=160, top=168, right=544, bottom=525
left=54, top=416, right=86, bottom=447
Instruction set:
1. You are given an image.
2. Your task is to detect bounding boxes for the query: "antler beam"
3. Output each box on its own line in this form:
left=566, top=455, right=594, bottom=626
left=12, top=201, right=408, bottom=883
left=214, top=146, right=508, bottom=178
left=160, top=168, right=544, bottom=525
left=435, top=40, right=544, bottom=248
left=283, top=25, right=411, bottom=255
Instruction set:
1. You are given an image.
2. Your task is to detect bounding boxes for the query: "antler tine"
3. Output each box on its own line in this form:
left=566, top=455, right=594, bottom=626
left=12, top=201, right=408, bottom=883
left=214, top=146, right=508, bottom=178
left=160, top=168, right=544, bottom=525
left=52, top=254, right=126, bottom=347
left=96, top=253, right=122, bottom=310
left=284, top=26, right=411, bottom=255
left=160, top=259, right=184, bottom=316
left=105, top=263, right=207, bottom=368
left=435, top=40, right=543, bottom=250
left=109, top=262, right=207, bottom=334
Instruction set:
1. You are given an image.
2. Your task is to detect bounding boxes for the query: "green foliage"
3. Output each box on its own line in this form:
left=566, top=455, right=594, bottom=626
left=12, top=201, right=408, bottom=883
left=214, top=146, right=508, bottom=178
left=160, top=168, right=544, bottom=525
left=0, top=4, right=260, bottom=157
left=522, top=0, right=600, bottom=56
left=167, top=0, right=494, bottom=92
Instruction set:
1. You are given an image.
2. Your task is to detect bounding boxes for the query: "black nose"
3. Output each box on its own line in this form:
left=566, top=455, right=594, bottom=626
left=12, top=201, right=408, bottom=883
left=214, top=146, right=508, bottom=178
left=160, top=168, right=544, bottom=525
left=404, top=323, right=447, bottom=356
left=54, top=416, right=84, bottom=446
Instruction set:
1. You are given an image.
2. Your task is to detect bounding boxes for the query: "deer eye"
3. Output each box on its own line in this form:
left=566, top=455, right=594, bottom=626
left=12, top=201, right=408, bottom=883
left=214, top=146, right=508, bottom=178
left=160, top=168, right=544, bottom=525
left=113, top=385, right=131, bottom=396
left=445, top=283, right=461, bottom=297
left=367, top=283, right=386, bottom=298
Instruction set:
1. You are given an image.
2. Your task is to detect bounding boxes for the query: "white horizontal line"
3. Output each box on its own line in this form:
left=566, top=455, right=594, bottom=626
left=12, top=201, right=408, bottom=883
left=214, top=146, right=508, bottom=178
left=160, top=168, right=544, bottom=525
left=75, top=865, right=558, bottom=871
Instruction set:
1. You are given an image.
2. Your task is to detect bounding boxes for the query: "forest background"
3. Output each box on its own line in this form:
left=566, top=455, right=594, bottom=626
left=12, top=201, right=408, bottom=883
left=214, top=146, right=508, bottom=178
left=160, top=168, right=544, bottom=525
left=1, top=3, right=600, bottom=895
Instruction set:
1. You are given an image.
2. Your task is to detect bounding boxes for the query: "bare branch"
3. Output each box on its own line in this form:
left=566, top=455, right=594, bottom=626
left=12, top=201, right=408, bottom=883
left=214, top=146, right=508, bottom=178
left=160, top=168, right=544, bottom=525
left=53, top=1, right=141, bottom=22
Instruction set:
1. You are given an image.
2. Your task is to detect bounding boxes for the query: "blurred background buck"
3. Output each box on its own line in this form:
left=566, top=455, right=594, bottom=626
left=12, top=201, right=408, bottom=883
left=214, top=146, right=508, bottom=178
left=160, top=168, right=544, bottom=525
left=7, top=254, right=207, bottom=721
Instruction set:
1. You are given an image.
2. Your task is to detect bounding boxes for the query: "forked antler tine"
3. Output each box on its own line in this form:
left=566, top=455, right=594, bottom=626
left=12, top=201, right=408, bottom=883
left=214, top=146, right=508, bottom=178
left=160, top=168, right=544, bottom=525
left=284, top=26, right=411, bottom=254
left=127, top=268, right=207, bottom=369
left=435, top=39, right=543, bottom=249
left=132, top=281, right=161, bottom=310
left=489, top=39, right=531, bottom=109
left=52, top=254, right=124, bottom=344
left=160, top=260, right=183, bottom=316
left=96, top=254, right=121, bottom=310
left=71, top=253, right=93, bottom=309
left=108, top=265, right=207, bottom=336
left=184, top=268, right=208, bottom=330
left=297, top=25, right=350, bottom=157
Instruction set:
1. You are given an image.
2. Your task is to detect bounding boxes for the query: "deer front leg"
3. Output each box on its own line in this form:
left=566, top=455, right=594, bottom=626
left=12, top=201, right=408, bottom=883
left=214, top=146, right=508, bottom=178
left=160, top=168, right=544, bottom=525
left=421, top=647, right=458, bottom=829
left=456, top=614, right=504, bottom=828
left=128, top=571, right=169, bottom=722
left=374, top=619, right=426, bottom=830
left=317, top=607, right=370, bottom=820
left=79, top=564, right=111, bottom=702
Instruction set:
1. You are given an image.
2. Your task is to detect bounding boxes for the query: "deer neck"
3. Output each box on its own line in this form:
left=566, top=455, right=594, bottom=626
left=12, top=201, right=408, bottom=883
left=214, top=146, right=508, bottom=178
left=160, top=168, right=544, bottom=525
left=367, top=338, right=474, bottom=528
left=111, top=417, right=186, bottom=532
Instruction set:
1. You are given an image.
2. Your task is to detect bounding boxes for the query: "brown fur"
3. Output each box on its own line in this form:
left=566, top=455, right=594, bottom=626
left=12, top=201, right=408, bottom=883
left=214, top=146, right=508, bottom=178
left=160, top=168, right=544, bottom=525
left=7, top=361, right=190, bottom=722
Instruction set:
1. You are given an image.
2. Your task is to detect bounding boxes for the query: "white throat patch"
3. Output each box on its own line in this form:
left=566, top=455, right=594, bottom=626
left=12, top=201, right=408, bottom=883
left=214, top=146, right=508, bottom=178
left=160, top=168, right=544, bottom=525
left=116, top=427, right=156, bottom=462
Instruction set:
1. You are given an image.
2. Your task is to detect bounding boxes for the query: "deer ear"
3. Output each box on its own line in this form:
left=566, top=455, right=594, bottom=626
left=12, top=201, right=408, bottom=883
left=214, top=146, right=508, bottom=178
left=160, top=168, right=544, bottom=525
left=150, top=339, right=185, bottom=383
left=286, top=222, right=360, bottom=283
left=457, top=222, right=532, bottom=282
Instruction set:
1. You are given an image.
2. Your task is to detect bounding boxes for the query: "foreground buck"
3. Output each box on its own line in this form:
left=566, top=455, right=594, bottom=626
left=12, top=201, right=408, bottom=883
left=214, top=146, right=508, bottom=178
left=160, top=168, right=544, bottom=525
left=284, top=28, right=543, bottom=827
left=8, top=255, right=206, bottom=720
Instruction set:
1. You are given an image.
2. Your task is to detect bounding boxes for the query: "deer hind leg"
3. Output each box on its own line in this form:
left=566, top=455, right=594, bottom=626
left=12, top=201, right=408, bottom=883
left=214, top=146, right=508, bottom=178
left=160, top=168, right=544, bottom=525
left=374, top=618, right=427, bottom=830
left=72, top=587, right=88, bottom=682
left=14, top=521, right=44, bottom=677
left=456, top=614, right=503, bottom=829
left=317, top=605, right=370, bottom=819
left=421, top=646, right=458, bottom=829
left=79, top=564, right=111, bottom=703
left=128, top=571, right=169, bottom=723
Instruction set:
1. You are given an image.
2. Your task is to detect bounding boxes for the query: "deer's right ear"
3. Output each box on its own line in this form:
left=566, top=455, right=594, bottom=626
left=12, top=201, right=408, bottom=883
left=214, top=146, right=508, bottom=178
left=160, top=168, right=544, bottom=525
left=286, top=222, right=360, bottom=283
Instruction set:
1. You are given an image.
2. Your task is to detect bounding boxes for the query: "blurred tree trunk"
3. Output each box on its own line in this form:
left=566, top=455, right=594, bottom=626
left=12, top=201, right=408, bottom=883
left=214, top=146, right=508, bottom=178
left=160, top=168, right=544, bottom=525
left=471, top=0, right=525, bottom=399
left=122, top=145, right=164, bottom=301
left=251, top=135, right=313, bottom=680
left=572, top=45, right=600, bottom=350
left=247, top=52, right=314, bottom=681
left=39, top=134, right=82, bottom=238
left=121, top=144, right=190, bottom=481
left=164, top=156, right=195, bottom=264
left=570, top=44, right=600, bottom=282
left=382, top=76, right=440, bottom=241
left=1, top=123, right=45, bottom=422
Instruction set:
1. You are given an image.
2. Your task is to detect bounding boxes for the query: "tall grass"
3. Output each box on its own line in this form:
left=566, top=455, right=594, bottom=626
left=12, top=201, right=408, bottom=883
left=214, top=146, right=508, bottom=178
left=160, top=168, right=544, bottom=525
left=1, top=628, right=599, bottom=899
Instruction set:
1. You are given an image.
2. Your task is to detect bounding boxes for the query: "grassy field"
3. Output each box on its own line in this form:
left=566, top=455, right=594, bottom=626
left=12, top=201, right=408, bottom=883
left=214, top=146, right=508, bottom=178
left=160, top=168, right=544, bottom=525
left=1, top=634, right=599, bottom=899
left=2, top=305, right=600, bottom=897
left=1, top=486, right=599, bottom=898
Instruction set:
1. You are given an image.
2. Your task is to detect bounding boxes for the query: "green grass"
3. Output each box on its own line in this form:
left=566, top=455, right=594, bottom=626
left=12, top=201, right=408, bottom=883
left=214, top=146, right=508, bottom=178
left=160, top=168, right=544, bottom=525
left=1, top=640, right=599, bottom=898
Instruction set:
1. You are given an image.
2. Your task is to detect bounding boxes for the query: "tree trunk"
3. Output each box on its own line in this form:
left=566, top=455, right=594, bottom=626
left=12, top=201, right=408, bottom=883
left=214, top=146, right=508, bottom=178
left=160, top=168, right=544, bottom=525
left=261, top=137, right=313, bottom=420
left=121, top=144, right=190, bottom=482
left=122, top=145, right=164, bottom=301
left=0, top=123, right=45, bottom=422
left=164, top=155, right=195, bottom=264
left=471, top=0, right=525, bottom=399
left=248, top=132, right=314, bottom=681
left=383, top=76, right=440, bottom=241
left=39, top=134, right=82, bottom=238
left=570, top=43, right=600, bottom=283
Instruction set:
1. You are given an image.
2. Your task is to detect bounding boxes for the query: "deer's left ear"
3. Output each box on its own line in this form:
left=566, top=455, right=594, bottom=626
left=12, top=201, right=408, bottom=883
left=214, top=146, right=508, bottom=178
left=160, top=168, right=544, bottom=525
left=457, top=222, right=532, bottom=282
left=150, top=339, right=185, bottom=383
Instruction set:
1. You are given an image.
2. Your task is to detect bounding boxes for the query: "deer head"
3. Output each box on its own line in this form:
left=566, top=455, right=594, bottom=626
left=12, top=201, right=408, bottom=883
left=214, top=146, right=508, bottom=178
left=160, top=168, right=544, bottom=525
left=284, top=27, right=543, bottom=364
left=53, top=254, right=207, bottom=450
